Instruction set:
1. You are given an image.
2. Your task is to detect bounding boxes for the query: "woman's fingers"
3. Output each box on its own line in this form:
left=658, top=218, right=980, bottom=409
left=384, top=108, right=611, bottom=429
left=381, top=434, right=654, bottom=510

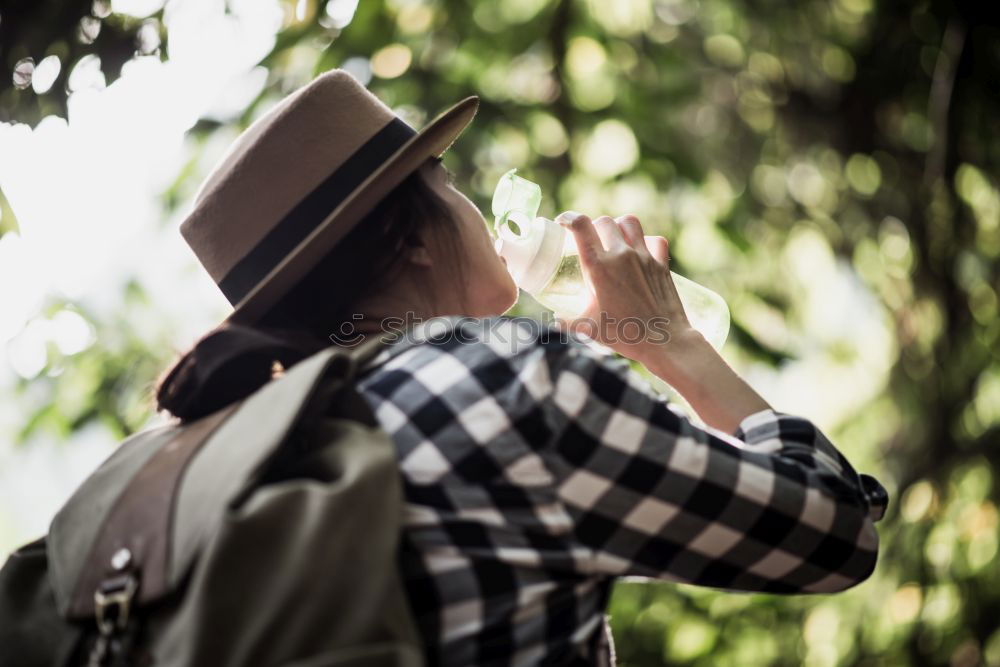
left=558, top=211, right=665, bottom=275
left=615, top=215, right=649, bottom=254
left=592, top=216, right=629, bottom=252
left=645, top=235, right=670, bottom=265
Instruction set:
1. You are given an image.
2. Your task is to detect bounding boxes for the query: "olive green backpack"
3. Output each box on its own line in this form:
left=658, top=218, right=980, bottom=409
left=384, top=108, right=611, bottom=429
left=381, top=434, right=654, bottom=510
left=0, top=339, right=423, bottom=667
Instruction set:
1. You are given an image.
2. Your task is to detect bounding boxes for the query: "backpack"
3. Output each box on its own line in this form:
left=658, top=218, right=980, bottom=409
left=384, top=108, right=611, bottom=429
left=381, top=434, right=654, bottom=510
left=0, top=338, right=424, bottom=667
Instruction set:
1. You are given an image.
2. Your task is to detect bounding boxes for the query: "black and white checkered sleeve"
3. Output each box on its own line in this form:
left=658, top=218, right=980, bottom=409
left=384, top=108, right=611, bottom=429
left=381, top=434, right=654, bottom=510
left=537, top=339, right=890, bottom=594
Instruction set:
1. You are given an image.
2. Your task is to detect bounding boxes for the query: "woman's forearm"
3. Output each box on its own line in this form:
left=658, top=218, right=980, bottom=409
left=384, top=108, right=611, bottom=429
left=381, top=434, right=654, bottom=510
left=644, top=328, right=772, bottom=434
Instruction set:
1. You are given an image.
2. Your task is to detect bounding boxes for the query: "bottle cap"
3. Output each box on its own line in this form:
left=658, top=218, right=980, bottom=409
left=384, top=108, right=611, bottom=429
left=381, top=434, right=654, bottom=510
left=492, top=170, right=565, bottom=293
left=492, top=169, right=541, bottom=224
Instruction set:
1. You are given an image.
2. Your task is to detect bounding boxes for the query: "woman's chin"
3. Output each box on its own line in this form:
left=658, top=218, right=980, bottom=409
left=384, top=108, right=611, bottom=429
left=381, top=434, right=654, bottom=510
left=466, top=279, right=519, bottom=318
left=503, top=281, right=519, bottom=313
left=491, top=276, right=519, bottom=316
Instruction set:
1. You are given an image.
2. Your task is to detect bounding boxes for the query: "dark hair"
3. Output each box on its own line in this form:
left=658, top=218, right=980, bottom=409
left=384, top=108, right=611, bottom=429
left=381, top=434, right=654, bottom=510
left=153, top=159, right=466, bottom=422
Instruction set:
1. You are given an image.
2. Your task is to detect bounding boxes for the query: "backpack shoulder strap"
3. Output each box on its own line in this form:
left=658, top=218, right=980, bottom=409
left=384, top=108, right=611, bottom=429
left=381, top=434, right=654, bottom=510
left=50, top=344, right=361, bottom=620
left=64, top=403, right=238, bottom=619
left=347, top=332, right=393, bottom=371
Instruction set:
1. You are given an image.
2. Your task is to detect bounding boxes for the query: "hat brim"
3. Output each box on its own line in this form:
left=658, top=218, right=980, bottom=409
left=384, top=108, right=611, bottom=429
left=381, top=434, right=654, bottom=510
left=223, top=95, right=480, bottom=326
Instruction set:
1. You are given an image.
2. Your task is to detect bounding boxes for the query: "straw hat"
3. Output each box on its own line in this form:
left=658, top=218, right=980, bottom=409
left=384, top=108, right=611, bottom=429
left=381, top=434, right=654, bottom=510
left=179, top=69, right=479, bottom=324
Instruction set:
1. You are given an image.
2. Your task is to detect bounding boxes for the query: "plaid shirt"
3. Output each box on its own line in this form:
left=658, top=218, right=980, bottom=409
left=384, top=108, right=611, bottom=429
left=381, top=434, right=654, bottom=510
left=355, top=316, right=889, bottom=666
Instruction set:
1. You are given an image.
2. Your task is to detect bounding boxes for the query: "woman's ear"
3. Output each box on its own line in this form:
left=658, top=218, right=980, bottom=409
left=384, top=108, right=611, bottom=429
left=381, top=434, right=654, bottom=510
left=408, top=244, right=434, bottom=268
left=402, top=232, right=435, bottom=268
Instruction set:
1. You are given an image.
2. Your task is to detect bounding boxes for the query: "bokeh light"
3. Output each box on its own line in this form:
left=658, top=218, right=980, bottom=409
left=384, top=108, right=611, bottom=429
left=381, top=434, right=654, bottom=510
left=1, top=1, right=997, bottom=665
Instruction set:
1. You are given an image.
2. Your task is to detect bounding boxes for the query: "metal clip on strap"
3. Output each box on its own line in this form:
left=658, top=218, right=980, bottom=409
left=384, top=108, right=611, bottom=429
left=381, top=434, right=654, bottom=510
left=94, top=572, right=139, bottom=636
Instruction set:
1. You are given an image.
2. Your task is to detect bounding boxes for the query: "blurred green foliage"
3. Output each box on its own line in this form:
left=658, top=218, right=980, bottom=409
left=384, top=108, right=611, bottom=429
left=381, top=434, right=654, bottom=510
left=2, top=0, right=1000, bottom=664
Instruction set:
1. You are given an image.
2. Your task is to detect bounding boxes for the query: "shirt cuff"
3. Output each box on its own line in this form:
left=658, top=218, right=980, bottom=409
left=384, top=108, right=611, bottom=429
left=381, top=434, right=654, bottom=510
left=731, top=408, right=782, bottom=441
left=860, top=473, right=890, bottom=522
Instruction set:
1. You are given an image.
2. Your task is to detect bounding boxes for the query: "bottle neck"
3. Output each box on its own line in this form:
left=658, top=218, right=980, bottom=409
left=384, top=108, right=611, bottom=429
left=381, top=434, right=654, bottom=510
left=495, top=216, right=566, bottom=294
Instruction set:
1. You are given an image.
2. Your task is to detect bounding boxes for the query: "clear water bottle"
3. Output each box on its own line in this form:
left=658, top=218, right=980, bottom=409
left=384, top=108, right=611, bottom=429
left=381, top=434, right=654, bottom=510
left=491, top=169, right=731, bottom=351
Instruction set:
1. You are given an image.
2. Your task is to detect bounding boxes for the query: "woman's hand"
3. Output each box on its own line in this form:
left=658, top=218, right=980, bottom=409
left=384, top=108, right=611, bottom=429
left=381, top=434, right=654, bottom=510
left=555, top=211, right=772, bottom=433
left=555, top=211, right=700, bottom=369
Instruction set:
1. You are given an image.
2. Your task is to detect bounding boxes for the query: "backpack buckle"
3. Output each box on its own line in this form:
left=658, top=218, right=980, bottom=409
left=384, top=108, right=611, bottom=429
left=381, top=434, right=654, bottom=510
left=94, top=572, right=138, bottom=636
left=88, top=568, right=140, bottom=667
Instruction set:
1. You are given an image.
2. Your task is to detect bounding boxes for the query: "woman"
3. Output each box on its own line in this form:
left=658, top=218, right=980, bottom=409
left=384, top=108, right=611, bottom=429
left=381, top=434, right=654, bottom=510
left=157, top=70, right=889, bottom=666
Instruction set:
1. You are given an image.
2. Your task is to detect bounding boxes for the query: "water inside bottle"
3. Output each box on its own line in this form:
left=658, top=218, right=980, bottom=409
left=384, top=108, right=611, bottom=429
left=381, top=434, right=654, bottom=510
left=534, top=253, right=589, bottom=315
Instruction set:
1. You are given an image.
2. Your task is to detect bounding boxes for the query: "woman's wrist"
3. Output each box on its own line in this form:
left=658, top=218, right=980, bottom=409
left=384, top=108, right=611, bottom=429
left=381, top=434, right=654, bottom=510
left=640, top=327, right=773, bottom=433
left=640, top=326, right=709, bottom=381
